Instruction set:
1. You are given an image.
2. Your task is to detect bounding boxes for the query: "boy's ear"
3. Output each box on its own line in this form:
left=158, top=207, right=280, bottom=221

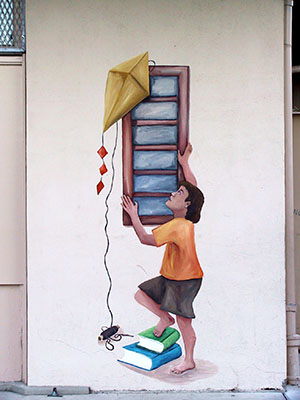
left=185, top=201, right=191, bottom=208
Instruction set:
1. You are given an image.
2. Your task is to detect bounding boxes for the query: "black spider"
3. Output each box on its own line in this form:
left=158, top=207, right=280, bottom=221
left=98, top=325, right=133, bottom=351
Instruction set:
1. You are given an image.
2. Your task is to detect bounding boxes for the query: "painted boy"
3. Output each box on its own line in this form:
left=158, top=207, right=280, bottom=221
left=121, top=143, right=204, bottom=374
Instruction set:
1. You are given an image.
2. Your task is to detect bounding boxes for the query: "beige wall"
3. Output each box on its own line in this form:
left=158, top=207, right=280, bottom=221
left=293, top=114, right=300, bottom=333
left=0, top=286, right=25, bottom=382
left=0, top=56, right=26, bottom=382
left=26, top=0, right=286, bottom=391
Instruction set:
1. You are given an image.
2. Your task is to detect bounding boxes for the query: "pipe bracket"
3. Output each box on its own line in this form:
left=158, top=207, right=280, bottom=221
left=284, top=0, right=293, bottom=7
left=287, top=334, right=300, bottom=347
left=286, top=303, right=297, bottom=312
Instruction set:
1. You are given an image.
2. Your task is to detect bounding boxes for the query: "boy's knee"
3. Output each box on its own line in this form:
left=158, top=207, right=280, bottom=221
left=134, top=289, right=144, bottom=303
left=134, top=290, right=140, bottom=302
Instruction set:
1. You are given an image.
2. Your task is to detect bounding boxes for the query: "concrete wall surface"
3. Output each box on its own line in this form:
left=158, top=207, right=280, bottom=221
left=26, top=0, right=286, bottom=391
left=0, top=56, right=26, bottom=382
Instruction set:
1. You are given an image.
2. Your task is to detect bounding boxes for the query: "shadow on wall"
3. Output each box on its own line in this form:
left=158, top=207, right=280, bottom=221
left=119, top=358, right=218, bottom=385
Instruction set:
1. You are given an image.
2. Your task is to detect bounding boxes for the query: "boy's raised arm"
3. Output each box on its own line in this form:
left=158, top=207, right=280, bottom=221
left=178, top=143, right=198, bottom=186
left=121, top=195, right=156, bottom=246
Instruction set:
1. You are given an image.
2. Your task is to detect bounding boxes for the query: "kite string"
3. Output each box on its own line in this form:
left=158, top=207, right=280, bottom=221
left=103, top=122, right=119, bottom=327
left=101, top=130, right=105, bottom=148
left=149, top=59, right=156, bottom=72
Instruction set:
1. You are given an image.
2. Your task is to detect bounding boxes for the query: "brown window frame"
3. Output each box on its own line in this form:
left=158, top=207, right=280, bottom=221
left=122, top=65, right=189, bottom=226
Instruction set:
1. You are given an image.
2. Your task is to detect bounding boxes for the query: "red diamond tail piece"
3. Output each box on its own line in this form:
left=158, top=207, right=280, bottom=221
left=97, top=146, right=108, bottom=159
left=96, top=180, right=104, bottom=195
left=99, top=163, right=108, bottom=175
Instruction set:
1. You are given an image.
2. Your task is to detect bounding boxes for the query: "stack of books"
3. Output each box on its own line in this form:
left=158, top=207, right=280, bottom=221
left=118, top=326, right=182, bottom=371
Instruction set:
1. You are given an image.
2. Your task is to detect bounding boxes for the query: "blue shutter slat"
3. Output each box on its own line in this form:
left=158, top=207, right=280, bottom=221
left=133, top=197, right=173, bottom=216
left=133, top=126, right=177, bottom=145
left=131, top=102, right=177, bottom=120
left=150, top=76, right=178, bottom=97
left=133, top=151, right=177, bottom=170
left=134, top=175, right=177, bottom=193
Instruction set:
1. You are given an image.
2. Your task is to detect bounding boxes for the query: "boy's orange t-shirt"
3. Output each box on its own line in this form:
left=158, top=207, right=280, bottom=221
left=152, top=217, right=203, bottom=281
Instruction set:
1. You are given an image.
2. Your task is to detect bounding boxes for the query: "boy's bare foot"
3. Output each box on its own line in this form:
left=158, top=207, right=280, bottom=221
left=171, top=360, right=196, bottom=375
left=153, top=315, right=175, bottom=337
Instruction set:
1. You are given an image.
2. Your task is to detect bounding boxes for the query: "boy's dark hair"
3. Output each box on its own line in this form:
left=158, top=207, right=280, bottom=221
left=179, top=181, right=205, bottom=224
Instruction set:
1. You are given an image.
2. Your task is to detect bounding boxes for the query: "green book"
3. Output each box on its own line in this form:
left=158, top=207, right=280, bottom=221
left=137, top=326, right=180, bottom=354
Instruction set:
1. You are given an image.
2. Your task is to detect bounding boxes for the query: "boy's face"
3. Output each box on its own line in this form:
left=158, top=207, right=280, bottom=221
left=166, top=185, right=190, bottom=212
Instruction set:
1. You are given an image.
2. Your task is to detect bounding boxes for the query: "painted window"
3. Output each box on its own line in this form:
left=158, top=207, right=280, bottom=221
left=122, top=66, right=189, bottom=226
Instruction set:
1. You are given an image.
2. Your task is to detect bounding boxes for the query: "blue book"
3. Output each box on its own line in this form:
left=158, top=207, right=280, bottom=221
left=118, top=342, right=182, bottom=371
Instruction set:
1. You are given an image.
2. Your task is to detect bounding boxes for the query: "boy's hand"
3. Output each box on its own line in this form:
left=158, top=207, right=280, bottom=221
left=178, top=142, right=193, bottom=165
left=121, top=195, right=138, bottom=220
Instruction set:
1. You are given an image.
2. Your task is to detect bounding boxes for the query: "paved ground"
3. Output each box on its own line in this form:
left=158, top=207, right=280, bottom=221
left=0, top=388, right=299, bottom=400
left=0, top=393, right=287, bottom=400
left=0, top=385, right=299, bottom=400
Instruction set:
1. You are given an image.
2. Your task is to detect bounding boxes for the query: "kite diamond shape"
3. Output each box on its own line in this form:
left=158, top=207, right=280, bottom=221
left=103, top=52, right=150, bottom=132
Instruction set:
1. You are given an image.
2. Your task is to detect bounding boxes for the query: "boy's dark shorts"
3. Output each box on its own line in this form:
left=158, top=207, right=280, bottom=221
left=138, top=275, right=202, bottom=319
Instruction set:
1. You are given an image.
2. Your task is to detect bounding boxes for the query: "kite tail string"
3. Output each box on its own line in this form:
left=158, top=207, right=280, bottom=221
left=103, top=122, right=119, bottom=327
left=101, top=129, right=105, bottom=148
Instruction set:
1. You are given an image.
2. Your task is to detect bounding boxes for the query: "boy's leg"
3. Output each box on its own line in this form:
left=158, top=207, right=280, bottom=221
left=134, top=289, right=175, bottom=336
left=171, top=315, right=196, bottom=374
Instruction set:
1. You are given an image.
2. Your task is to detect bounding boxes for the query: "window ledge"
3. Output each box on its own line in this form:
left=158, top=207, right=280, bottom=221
left=0, top=55, right=23, bottom=65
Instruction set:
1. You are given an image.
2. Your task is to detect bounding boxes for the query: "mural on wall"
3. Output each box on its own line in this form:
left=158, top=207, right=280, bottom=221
left=97, top=53, right=210, bottom=378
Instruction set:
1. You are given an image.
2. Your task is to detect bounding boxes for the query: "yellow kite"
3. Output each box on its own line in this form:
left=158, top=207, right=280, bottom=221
left=103, top=52, right=150, bottom=132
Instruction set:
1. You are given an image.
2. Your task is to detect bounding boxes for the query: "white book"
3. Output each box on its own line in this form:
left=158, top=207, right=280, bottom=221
left=137, top=335, right=165, bottom=353
left=118, top=342, right=182, bottom=371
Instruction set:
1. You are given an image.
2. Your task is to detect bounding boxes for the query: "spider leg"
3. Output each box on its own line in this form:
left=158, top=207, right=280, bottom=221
left=105, top=339, right=114, bottom=351
left=110, top=334, right=122, bottom=342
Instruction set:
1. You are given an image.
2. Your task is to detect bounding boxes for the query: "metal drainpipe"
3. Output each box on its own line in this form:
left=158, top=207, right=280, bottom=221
left=285, top=0, right=300, bottom=385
